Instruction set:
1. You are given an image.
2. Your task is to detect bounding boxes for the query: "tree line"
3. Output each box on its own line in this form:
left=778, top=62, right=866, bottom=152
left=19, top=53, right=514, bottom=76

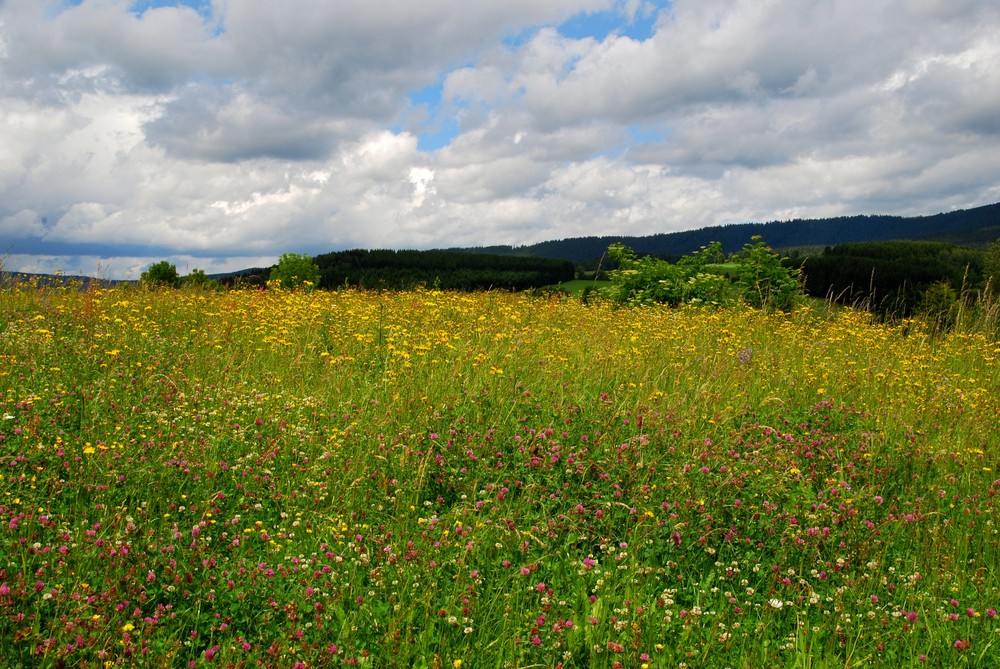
left=137, top=233, right=1000, bottom=333
left=143, top=250, right=575, bottom=292
left=310, top=249, right=574, bottom=291
left=798, top=241, right=986, bottom=315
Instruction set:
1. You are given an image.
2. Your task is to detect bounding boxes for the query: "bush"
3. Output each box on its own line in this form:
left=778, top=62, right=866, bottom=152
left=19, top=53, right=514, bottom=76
left=733, top=236, right=802, bottom=311
left=181, top=269, right=220, bottom=290
left=269, top=253, right=320, bottom=290
left=601, top=238, right=803, bottom=311
left=603, top=242, right=735, bottom=306
left=140, top=261, right=179, bottom=287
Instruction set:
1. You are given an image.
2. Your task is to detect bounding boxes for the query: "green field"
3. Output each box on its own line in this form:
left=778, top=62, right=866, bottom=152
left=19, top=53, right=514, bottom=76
left=1, top=282, right=999, bottom=667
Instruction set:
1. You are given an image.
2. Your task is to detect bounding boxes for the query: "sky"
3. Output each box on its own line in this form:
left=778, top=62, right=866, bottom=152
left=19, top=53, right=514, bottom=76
left=1, top=0, right=999, bottom=279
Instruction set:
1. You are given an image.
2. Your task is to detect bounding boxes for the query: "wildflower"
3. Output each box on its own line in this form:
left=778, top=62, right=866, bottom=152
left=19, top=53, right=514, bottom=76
left=769, top=599, right=784, bottom=609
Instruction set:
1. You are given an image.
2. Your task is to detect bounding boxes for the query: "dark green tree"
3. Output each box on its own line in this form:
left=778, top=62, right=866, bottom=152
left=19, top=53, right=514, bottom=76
left=181, top=268, right=220, bottom=290
left=141, top=261, right=180, bottom=287
left=920, top=280, right=959, bottom=331
left=985, top=238, right=1000, bottom=293
left=270, top=253, right=321, bottom=290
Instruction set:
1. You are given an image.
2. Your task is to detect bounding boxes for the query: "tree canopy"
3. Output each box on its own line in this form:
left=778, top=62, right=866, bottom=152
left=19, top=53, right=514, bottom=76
left=269, top=253, right=321, bottom=289
left=140, top=261, right=179, bottom=287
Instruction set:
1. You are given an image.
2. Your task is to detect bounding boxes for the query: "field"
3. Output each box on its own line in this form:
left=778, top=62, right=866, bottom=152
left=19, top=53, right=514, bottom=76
left=1, top=282, right=999, bottom=668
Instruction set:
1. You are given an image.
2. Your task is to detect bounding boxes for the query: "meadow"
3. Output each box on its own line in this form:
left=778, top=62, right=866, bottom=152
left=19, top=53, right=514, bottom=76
left=1, top=281, right=999, bottom=668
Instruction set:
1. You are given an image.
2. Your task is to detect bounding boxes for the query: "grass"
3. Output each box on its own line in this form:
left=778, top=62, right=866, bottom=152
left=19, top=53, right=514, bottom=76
left=1, top=280, right=999, bottom=667
left=546, top=279, right=612, bottom=295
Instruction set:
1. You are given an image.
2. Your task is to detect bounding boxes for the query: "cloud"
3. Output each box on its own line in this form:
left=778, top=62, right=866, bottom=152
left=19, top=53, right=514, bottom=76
left=0, top=0, right=998, bottom=278
left=2, top=0, right=221, bottom=91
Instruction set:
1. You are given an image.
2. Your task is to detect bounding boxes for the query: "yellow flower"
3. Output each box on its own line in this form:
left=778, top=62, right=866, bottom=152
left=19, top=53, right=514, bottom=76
left=453, top=661, right=463, bottom=668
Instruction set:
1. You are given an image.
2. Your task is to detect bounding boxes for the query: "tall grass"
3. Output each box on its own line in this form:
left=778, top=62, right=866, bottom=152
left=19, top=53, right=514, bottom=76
left=1, top=281, right=998, bottom=667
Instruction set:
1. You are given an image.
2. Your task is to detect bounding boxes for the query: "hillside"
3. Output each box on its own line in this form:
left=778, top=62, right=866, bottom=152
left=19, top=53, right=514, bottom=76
left=447, top=202, right=1000, bottom=265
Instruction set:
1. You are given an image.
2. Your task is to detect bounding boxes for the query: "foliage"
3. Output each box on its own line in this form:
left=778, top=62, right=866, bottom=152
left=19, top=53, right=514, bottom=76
left=139, top=260, right=179, bottom=287
left=269, top=252, right=321, bottom=289
left=602, top=238, right=802, bottom=311
left=801, top=240, right=985, bottom=317
left=985, top=237, right=1000, bottom=292
left=919, top=280, right=959, bottom=331
left=1, top=281, right=999, bottom=667
left=180, top=268, right=220, bottom=290
left=733, top=236, right=803, bottom=311
left=602, top=241, right=734, bottom=307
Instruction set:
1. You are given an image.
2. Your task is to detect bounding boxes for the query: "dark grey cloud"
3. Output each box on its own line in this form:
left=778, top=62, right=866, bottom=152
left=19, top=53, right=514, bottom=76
left=143, top=85, right=343, bottom=162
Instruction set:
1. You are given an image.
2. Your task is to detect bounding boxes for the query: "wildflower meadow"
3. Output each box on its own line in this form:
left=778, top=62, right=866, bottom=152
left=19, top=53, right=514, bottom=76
left=1, top=281, right=999, bottom=667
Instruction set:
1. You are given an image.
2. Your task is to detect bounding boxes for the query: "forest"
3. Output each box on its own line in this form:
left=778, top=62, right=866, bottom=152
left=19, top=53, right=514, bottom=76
left=310, top=248, right=575, bottom=291
left=798, top=241, right=988, bottom=316
left=454, top=201, right=1000, bottom=266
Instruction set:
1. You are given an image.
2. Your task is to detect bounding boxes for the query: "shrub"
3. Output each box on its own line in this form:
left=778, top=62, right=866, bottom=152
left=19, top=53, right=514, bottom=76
left=733, top=236, right=802, bottom=312
left=602, top=238, right=802, bottom=311
left=140, top=260, right=179, bottom=287
left=269, top=253, right=320, bottom=290
left=603, top=241, right=735, bottom=306
left=181, top=269, right=220, bottom=290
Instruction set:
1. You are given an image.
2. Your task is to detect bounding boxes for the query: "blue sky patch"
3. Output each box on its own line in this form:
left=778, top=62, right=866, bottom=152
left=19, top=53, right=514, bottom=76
left=558, top=2, right=667, bottom=42
left=627, top=125, right=668, bottom=144
left=129, top=0, right=213, bottom=19
left=502, top=26, right=541, bottom=49
left=416, top=118, right=460, bottom=152
left=407, top=80, right=462, bottom=152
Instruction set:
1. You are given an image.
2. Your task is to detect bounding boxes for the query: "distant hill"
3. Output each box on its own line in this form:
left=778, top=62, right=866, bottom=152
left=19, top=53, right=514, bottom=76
left=446, top=202, right=1000, bottom=265
left=0, top=271, right=122, bottom=288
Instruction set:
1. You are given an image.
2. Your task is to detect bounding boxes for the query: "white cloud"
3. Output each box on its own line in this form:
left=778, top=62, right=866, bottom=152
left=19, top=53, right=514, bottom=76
left=0, top=0, right=998, bottom=278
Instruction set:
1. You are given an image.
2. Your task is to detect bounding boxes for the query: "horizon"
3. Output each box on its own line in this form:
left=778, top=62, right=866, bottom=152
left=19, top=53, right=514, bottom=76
left=5, top=200, right=997, bottom=283
left=2, top=1, right=999, bottom=280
